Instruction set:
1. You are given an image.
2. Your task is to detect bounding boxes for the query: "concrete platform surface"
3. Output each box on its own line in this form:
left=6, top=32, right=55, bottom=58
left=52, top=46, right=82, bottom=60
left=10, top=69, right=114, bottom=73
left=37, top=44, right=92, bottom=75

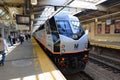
left=0, top=39, right=66, bottom=80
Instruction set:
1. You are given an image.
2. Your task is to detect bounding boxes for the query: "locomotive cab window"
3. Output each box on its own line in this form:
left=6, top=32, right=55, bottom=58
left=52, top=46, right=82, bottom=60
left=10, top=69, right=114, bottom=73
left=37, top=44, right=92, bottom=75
left=71, top=21, right=84, bottom=34
left=71, top=21, right=85, bottom=39
left=56, top=20, right=73, bottom=37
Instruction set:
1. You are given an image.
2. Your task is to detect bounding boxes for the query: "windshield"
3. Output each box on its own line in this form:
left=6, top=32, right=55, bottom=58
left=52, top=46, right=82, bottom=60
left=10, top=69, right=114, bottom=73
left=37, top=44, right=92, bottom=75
left=71, top=21, right=84, bottom=34
left=56, top=20, right=73, bottom=37
left=56, top=20, right=85, bottom=40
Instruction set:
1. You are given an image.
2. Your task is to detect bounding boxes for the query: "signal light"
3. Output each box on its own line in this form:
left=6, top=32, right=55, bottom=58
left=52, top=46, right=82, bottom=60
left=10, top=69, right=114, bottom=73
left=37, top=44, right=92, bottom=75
left=83, top=54, right=88, bottom=59
left=61, top=45, right=65, bottom=48
left=61, top=57, right=65, bottom=61
left=83, top=54, right=88, bottom=62
left=84, top=55, right=88, bottom=58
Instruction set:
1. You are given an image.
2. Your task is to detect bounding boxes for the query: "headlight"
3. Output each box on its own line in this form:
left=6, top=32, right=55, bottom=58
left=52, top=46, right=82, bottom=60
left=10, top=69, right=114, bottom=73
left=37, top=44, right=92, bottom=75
left=61, top=45, right=65, bottom=48
left=72, top=34, right=78, bottom=39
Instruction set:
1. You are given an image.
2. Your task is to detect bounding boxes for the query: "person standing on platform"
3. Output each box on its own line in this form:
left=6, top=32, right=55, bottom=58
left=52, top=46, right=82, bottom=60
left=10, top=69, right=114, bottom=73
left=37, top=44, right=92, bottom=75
left=25, top=33, right=28, bottom=41
left=19, top=34, right=24, bottom=44
left=0, top=34, right=7, bottom=66
left=10, top=34, right=14, bottom=45
left=8, top=35, right=13, bottom=46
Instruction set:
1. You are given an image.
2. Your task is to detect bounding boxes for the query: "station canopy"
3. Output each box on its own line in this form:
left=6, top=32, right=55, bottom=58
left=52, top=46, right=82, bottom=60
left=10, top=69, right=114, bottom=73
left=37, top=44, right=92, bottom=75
left=0, top=0, right=115, bottom=32
left=32, top=0, right=107, bottom=33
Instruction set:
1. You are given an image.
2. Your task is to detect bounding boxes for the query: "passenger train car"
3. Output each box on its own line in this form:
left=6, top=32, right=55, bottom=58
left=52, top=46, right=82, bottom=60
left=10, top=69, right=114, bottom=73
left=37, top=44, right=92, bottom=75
left=34, top=14, right=90, bottom=73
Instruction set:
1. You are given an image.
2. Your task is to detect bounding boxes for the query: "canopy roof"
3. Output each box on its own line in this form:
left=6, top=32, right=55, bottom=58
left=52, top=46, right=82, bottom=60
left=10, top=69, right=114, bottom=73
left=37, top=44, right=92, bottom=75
left=0, top=0, right=120, bottom=32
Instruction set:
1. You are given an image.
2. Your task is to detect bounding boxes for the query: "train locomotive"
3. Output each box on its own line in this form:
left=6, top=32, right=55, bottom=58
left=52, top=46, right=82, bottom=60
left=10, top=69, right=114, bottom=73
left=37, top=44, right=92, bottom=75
left=34, top=14, right=90, bottom=73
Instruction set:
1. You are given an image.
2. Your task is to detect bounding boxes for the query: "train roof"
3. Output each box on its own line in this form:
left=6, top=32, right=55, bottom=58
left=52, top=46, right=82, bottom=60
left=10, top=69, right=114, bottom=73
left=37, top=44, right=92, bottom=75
left=54, top=14, right=79, bottom=21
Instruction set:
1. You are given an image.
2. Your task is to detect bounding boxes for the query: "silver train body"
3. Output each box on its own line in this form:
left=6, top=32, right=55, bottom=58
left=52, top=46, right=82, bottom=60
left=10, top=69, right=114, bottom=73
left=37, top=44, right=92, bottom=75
left=34, top=14, right=90, bottom=73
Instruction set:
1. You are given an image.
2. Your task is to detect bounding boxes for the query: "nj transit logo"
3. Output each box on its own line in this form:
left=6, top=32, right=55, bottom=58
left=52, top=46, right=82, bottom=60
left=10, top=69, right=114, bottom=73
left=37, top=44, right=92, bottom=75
left=74, top=43, right=79, bottom=49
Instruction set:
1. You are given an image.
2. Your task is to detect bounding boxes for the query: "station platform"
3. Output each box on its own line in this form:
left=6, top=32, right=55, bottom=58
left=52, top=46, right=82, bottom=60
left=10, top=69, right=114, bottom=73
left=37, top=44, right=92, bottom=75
left=0, top=38, right=66, bottom=80
left=90, top=40, right=120, bottom=50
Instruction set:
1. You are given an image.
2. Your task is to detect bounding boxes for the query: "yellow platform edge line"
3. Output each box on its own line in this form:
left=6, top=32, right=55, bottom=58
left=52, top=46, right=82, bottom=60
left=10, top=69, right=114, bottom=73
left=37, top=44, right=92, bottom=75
left=31, top=37, right=66, bottom=80
left=90, top=43, right=120, bottom=50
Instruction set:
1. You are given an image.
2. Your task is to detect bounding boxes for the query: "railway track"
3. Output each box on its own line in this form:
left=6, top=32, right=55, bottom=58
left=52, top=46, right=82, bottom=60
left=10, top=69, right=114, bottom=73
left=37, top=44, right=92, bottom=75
left=64, top=55, right=120, bottom=80
left=89, top=55, right=120, bottom=74
left=64, top=52, right=120, bottom=80
left=89, top=46, right=120, bottom=73
left=64, top=71, right=93, bottom=80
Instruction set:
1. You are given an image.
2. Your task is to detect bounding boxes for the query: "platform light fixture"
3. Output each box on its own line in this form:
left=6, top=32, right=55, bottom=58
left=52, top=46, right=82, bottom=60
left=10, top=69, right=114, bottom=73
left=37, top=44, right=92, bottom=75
left=95, top=0, right=107, bottom=5
left=31, top=0, right=37, bottom=5
left=69, top=0, right=107, bottom=10
left=6, top=15, right=10, bottom=19
left=95, top=18, right=98, bottom=22
left=69, top=1, right=97, bottom=10
left=0, top=9, right=3, bottom=14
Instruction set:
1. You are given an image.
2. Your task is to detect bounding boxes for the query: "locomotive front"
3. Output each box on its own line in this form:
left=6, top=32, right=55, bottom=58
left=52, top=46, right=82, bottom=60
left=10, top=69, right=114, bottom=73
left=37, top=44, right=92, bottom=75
left=52, top=14, right=90, bottom=73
